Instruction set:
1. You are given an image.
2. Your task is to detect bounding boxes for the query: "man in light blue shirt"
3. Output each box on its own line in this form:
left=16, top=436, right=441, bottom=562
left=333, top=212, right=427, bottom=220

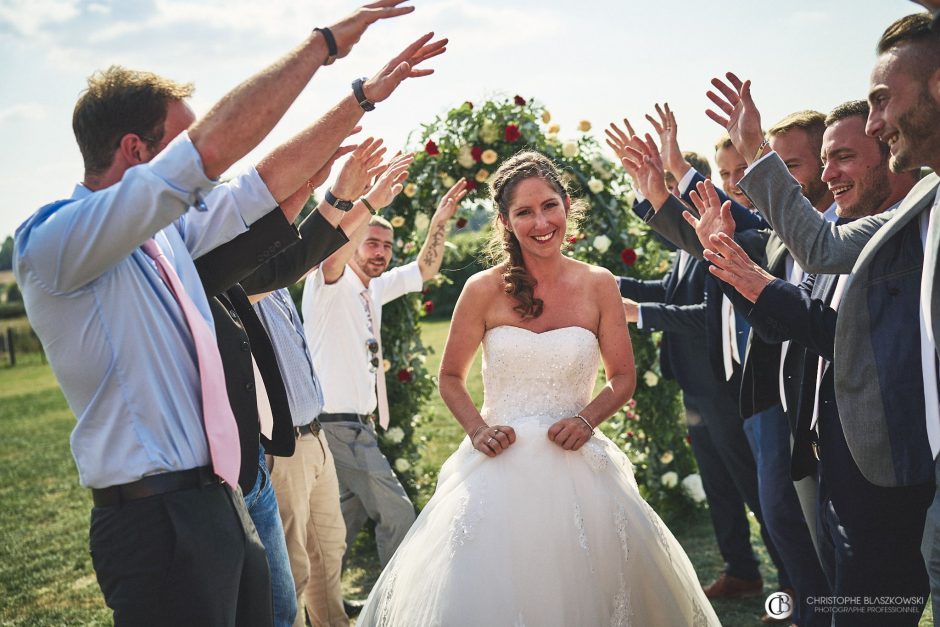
left=14, top=3, right=433, bottom=624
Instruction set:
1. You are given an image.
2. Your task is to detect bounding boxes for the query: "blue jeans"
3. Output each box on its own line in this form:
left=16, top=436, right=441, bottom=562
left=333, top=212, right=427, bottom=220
left=245, top=445, right=297, bottom=627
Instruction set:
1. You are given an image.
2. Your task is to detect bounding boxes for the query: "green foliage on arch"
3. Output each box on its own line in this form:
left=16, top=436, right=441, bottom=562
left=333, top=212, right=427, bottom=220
left=376, top=95, right=703, bottom=519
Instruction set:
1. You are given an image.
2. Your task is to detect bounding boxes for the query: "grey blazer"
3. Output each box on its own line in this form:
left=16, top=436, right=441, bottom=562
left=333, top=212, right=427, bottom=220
left=738, top=153, right=940, bottom=486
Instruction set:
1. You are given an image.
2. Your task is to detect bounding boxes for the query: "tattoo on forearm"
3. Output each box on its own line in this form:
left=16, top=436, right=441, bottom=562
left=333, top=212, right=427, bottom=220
left=423, top=223, right=447, bottom=266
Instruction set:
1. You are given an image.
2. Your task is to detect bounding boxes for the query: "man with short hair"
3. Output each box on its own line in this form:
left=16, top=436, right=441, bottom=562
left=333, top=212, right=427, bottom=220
left=302, top=180, right=466, bottom=607
left=701, top=11, right=940, bottom=619
left=12, top=3, right=431, bottom=622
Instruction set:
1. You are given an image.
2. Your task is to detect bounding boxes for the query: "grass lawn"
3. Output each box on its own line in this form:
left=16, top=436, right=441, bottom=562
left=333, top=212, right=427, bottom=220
left=0, top=320, right=932, bottom=626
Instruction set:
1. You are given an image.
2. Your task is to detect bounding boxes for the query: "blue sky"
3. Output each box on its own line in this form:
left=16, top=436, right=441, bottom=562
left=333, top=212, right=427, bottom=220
left=0, top=0, right=918, bottom=239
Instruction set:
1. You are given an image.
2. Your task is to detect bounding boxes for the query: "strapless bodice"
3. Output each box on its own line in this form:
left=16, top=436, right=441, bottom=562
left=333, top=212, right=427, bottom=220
left=479, top=325, right=600, bottom=427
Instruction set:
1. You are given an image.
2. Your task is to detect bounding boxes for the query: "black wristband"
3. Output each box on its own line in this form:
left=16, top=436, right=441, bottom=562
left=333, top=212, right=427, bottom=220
left=313, top=27, right=337, bottom=65
left=324, top=189, right=353, bottom=211
left=361, top=197, right=377, bottom=215
left=352, top=77, right=375, bottom=112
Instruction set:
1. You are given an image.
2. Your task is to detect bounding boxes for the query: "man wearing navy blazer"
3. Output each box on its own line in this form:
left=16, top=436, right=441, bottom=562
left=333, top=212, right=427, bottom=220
left=620, top=186, right=775, bottom=600
left=702, top=12, right=940, bottom=618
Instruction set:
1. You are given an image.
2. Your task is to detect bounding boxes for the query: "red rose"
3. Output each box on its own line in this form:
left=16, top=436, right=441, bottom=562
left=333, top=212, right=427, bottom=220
left=471, top=146, right=483, bottom=162
left=620, top=248, right=637, bottom=266
left=423, top=300, right=434, bottom=315
left=463, top=101, right=474, bottom=109
left=456, top=217, right=468, bottom=229
left=513, top=95, right=526, bottom=106
left=685, top=435, right=692, bottom=445
left=465, top=180, right=478, bottom=191
left=567, top=235, right=577, bottom=244
left=397, top=369, right=412, bottom=383
left=504, top=124, right=521, bottom=143
left=626, top=431, right=635, bottom=439
left=421, top=287, right=430, bottom=296
left=425, top=139, right=439, bottom=156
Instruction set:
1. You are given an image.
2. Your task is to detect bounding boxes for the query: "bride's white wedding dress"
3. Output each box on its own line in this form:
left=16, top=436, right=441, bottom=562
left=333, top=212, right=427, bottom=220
left=358, top=326, right=720, bottom=626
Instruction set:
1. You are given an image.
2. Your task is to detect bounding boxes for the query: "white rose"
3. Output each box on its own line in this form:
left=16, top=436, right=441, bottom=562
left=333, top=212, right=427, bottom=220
left=643, top=371, right=659, bottom=387
left=384, top=427, right=405, bottom=444
left=681, top=473, right=707, bottom=503
left=592, top=234, right=611, bottom=254
left=481, top=149, right=498, bottom=165
left=479, top=121, right=499, bottom=144
left=394, top=458, right=411, bottom=473
left=659, top=450, right=674, bottom=464
left=456, top=145, right=475, bottom=169
left=587, top=178, right=604, bottom=194
left=661, top=471, right=679, bottom=488
left=562, top=142, right=579, bottom=159
left=440, top=174, right=456, bottom=188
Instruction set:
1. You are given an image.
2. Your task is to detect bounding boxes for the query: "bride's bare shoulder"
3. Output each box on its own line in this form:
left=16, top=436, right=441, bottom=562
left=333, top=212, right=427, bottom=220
left=564, top=257, right=618, bottom=286
left=461, top=266, right=504, bottom=296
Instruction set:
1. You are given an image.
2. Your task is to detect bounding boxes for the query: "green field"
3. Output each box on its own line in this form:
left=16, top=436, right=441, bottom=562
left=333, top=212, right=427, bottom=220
left=0, top=320, right=931, bottom=626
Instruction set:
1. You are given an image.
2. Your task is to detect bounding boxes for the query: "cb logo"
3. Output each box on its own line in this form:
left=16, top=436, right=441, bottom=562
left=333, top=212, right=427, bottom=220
left=765, top=591, right=794, bottom=620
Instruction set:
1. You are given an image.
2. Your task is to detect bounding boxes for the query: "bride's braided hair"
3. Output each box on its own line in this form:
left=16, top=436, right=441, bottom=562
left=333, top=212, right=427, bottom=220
left=485, top=150, right=586, bottom=320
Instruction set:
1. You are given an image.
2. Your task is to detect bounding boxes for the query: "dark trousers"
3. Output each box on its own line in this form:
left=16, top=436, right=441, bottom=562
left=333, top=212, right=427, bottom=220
left=922, top=456, right=940, bottom=624
left=748, top=404, right=831, bottom=626
left=90, top=480, right=272, bottom=627
left=817, top=412, right=932, bottom=626
left=685, top=388, right=778, bottom=582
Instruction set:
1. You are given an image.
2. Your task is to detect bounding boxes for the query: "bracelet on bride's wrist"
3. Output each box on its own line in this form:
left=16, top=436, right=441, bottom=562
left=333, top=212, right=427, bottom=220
left=575, top=414, right=595, bottom=435
left=470, top=425, right=487, bottom=441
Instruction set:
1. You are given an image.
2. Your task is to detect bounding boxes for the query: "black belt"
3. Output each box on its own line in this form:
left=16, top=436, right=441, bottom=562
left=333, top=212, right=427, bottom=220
left=294, top=419, right=322, bottom=438
left=91, top=466, right=220, bottom=507
left=317, top=412, right=369, bottom=425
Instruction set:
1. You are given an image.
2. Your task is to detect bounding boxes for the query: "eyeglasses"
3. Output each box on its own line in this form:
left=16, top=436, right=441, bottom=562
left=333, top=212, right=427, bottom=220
left=367, top=338, right=379, bottom=372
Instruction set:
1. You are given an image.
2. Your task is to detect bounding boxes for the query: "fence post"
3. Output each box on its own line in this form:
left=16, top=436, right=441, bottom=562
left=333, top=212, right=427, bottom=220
left=7, top=328, right=14, bottom=367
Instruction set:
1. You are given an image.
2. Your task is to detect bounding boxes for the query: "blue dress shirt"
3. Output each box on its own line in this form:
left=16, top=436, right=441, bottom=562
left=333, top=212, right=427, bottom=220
left=254, top=288, right=323, bottom=426
left=14, top=132, right=277, bottom=488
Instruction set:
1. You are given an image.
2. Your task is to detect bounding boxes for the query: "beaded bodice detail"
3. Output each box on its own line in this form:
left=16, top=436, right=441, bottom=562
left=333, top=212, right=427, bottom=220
left=480, top=326, right=600, bottom=426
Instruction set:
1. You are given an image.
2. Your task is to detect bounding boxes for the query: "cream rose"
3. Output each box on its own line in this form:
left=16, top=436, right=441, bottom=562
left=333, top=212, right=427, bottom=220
left=578, top=120, right=592, bottom=132
left=541, top=110, right=552, bottom=124
left=659, top=450, right=674, bottom=464
left=390, top=216, right=406, bottom=228
left=592, top=234, right=611, bottom=254
left=394, top=458, right=411, bottom=473
left=643, top=371, right=659, bottom=387
left=661, top=471, right=679, bottom=488
left=403, top=183, right=417, bottom=198
left=384, top=427, right=405, bottom=444
left=475, top=168, right=490, bottom=183
left=562, top=142, right=579, bottom=158
left=547, top=123, right=561, bottom=134
left=481, top=149, right=498, bottom=165
left=456, top=145, right=475, bottom=169
left=681, top=474, right=707, bottom=503
left=587, top=177, right=604, bottom=194
left=479, top=121, right=500, bottom=144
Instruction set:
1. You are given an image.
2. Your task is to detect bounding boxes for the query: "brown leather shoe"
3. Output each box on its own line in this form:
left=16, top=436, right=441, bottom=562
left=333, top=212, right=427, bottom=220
left=702, top=572, right=763, bottom=599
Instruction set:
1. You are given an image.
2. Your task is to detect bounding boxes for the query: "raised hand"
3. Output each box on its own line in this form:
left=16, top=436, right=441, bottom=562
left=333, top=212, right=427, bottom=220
left=279, top=143, right=357, bottom=221
left=606, top=119, right=670, bottom=209
left=682, top=179, right=735, bottom=251
left=646, top=103, right=690, bottom=180
left=330, top=137, right=387, bottom=200
left=547, top=416, right=593, bottom=451
left=431, top=178, right=468, bottom=224
left=363, top=33, right=448, bottom=104
left=364, top=152, right=414, bottom=209
left=328, top=0, right=416, bottom=59
left=705, top=72, right=765, bottom=164
left=471, top=424, right=516, bottom=458
left=703, top=232, right=775, bottom=303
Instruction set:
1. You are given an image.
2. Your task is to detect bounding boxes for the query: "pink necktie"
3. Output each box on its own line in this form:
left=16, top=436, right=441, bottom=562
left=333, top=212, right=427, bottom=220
left=141, top=239, right=241, bottom=487
left=362, top=290, right=390, bottom=430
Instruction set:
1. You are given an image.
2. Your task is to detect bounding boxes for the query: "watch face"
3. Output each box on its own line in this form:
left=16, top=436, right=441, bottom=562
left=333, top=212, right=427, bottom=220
left=336, top=198, right=353, bottom=211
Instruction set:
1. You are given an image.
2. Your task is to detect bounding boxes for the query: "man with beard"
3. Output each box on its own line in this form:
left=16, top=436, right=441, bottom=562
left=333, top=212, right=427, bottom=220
left=701, top=11, right=940, bottom=619
left=301, top=180, right=465, bottom=612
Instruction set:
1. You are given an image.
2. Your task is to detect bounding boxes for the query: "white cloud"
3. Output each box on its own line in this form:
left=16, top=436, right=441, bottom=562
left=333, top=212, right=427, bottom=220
left=0, top=0, right=80, bottom=37
left=0, top=103, right=46, bottom=124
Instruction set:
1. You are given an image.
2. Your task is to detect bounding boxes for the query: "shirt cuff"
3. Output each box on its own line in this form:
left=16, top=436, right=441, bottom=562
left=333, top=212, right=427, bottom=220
left=677, top=168, right=697, bottom=196
left=403, top=260, right=424, bottom=293
left=148, top=130, right=218, bottom=206
left=634, top=188, right=646, bottom=205
left=636, top=306, right=645, bottom=329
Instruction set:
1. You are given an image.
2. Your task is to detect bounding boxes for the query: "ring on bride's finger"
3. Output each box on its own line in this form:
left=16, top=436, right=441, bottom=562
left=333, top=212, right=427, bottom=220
left=488, top=437, right=496, bottom=445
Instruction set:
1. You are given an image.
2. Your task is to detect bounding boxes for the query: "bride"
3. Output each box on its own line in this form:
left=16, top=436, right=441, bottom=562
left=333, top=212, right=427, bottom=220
left=357, top=151, right=720, bottom=626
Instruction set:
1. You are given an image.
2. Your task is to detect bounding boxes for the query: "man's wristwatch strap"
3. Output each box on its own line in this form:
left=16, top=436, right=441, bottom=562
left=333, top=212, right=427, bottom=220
left=313, top=27, right=337, bottom=65
left=352, top=77, right=375, bottom=112
left=324, top=189, right=353, bottom=211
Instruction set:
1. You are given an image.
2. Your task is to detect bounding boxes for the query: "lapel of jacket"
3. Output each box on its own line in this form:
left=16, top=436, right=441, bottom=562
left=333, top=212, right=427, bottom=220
left=924, top=181, right=940, bottom=357
left=764, top=234, right=790, bottom=278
